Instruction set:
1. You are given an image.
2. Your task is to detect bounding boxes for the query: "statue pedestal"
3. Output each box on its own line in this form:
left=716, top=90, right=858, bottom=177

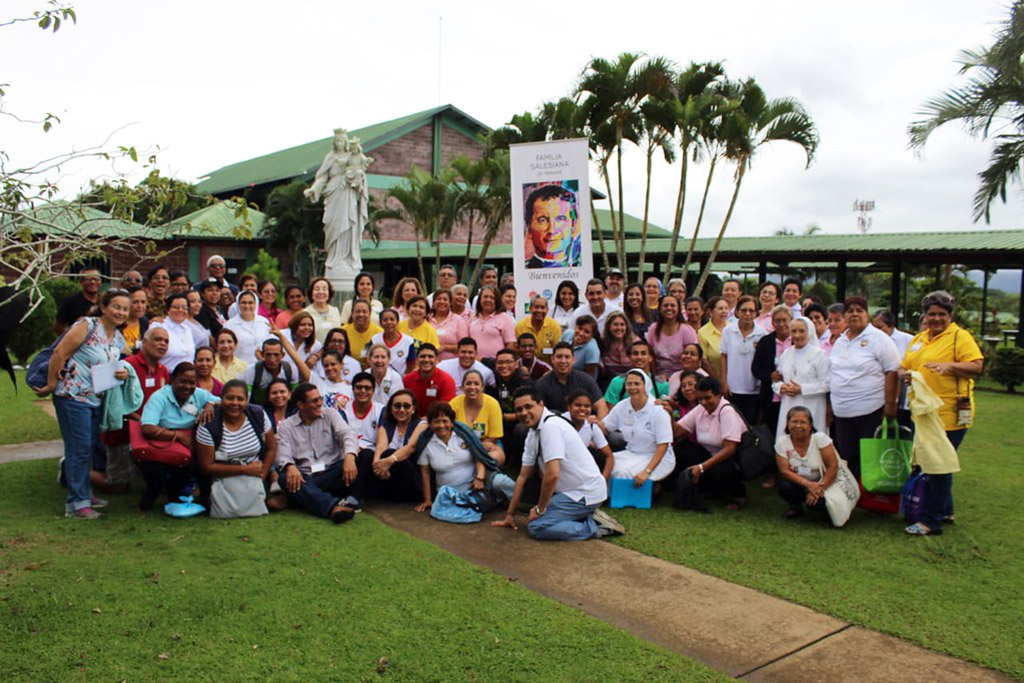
left=328, top=273, right=356, bottom=308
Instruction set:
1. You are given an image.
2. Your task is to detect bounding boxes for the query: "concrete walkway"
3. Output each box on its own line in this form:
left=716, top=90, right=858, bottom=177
left=372, top=505, right=1010, bottom=682
left=0, top=444, right=1009, bottom=681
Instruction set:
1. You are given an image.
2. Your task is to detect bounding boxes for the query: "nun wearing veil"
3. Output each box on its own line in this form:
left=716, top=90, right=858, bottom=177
left=771, top=316, right=830, bottom=442
left=600, top=369, right=676, bottom=489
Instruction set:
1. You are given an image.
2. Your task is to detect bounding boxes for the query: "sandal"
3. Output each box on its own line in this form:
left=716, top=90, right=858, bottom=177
left=943, top=515, right=955, bottom=525
left=905, top=522, right=941, bottom=536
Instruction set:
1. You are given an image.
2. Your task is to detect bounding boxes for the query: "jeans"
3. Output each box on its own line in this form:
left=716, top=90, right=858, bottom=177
left=284, top=459, right=361, bottom=518
left=920, top=429, right=967, bottom=532
left=53, top=396, right=103, bottom=511
left=527, top=492, right=599, bottom=541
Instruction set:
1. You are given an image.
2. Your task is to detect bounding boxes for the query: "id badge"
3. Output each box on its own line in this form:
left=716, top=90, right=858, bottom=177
left=144, top=377, right=155, bottom=388
left=182, top=403, right=198, bottom=416
left=311, top=461, right=326, bottom=473
left=542, top=347, right=553, bottom=356
left=956, top=396, right=972, bottom=427
left=796, top=465, right=812, bottom=478
left=426, top=387, right=438, bottom=397
left=499, top=387, right=509, bottom=399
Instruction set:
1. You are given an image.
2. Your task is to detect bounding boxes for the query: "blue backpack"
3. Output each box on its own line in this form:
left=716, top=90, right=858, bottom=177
left=26, top=318, right=98, bottom=389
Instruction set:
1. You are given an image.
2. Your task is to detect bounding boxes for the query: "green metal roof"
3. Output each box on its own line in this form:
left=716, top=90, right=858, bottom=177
left=196, top=105, right=491, bottom=195
left=164, top=201, right=266, bottom=239
left=592, top=209, right=673, bottom=238
left=6, top=204, right=154, bottom=238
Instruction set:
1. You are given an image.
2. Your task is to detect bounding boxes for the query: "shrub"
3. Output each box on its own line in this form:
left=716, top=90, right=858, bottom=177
left=8, top=287, right=58, bottom=365
left=246, top=249, right=284, bottom=306
left=989, top=346, right=1024, bottom=393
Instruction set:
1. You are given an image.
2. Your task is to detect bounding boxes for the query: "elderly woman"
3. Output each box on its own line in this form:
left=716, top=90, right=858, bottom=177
left=303, top=277, right=342, bottom=344
left=413, top=402, right=515, bottom=513
left=450, top=283, right=473, bottom=322
left=34, top=289, right=130, bottom=519
left=366, top=390, right=427, bottom=502
left=397, top=295, right=440, bottom=351
left=899, top=291, right=983, bottom=536
left=340, top=272, right=384, bottom=325
left=450, top=369, right=505, bottom=464
left=601, top=369, right=676, bottom=489
left=775, top=406, right=857, bottom=523
left=195, top=379, right=277, bottom=518
left=667, top=278, right=687, bottom=306
left=699, top=296, right=730, bottom=378
left=672, top=376, right=748, bottom=508
left=139, top=362, right=219, bottom=511
left=753, top=304, right=794, bottom=437
left=772, top=317, right=830, bottom=442
left=828, top=296, right=901, bottom=481
left=151, top=293, right=197, bottom=373
left=223, top=290, right=273, bottom=366
left=719, top=295, right=767, bottom=425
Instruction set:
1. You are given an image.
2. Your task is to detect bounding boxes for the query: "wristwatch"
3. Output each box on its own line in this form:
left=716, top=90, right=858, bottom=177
left=533, top=505, right=546, bottom=516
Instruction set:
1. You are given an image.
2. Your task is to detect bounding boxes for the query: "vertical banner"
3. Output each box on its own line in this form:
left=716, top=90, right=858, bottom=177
left=509, top=138, right=593, bottom=319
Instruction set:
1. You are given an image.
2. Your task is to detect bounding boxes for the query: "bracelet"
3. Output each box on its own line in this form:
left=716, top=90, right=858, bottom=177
left=644, top=468, right=653, bottom=475
left=533, top=505, right=546, bottom=516
left=698, top=463, right=705, bottom=473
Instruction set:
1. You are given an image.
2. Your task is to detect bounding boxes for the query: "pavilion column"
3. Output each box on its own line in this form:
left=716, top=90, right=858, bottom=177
left=836, top=261, right=847, bottom=302
left=1017, top=268, right=1024, bottom=347
left=980, top=269, right=989, bottom=337
left=758, top=261, right=767, bottom=283
left=890, top=260, right=902, bottom=326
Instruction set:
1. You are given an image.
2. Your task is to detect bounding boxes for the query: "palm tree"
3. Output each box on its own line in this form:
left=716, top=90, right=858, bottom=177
left=663, top=61, right=727, bottom=285
left=693, top=79, right=819, bottom=296
left=577, top=52, right=675, bottom=270
left=467, top=151, right=512, bottom=291
left=909, top=0, right=1024, bottom=222
left=375, top=166, right=455, bottom=286
left=637, top=97, right=676, bottom=280
left=449, top=156, right=489, bottom=280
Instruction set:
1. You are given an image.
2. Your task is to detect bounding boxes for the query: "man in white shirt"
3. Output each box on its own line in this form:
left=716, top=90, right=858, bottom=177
left=604, top=268, right=625, bottom=309
left=569, top=278, right=621, bottom=335
left=872, top=309, right=915, bottom=429
left=493, top=387, right=623, bottom=541
left=437, top=337, right=495, bottom=394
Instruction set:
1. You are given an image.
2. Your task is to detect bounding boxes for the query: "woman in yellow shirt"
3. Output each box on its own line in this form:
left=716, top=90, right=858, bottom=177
left=397, top=296, right=439, bottom=352
left=900, top=290, right=983, bottom=536
left=699, top=295, right=730, bottom=377
left=449, top=369, right=505, bottom=466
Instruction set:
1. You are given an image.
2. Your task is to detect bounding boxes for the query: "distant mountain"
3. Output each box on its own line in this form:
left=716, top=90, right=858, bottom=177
left=968, top=269, right=1021, bottom=293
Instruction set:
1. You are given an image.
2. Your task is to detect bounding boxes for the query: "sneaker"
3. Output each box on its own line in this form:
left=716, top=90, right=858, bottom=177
left=340, top=496, right=363, bottom=512
left=90, top=497, right=109, bottom=509
left=331, top=505, right=355, bottom=524
left=593, top=509, right=625, bottom=537
left=65, top=507, right=101, bottom=520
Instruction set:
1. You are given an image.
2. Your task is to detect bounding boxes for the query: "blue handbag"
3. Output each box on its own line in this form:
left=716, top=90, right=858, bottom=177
left=429, top=486, right=482, bottom=524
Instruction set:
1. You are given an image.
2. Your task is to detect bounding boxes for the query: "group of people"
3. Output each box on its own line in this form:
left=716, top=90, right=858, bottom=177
left=38, top=257, right=982, bottom=539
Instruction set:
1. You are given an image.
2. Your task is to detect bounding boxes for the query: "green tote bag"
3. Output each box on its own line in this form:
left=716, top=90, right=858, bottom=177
left=860, top=418, right=913, bottom=493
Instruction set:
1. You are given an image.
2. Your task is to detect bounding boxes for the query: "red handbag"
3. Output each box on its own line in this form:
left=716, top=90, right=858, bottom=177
left=129, top=419, right=192, bottom=467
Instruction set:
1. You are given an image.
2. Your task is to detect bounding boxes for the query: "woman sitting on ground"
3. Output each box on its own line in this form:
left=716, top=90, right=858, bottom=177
left=672, top=376, right=748, bottom=509
left=367, top=390, right=427, bottom=502
left=413, top=402, right=516, bottom=513
left=193, top=347, right=224, bottom=397
left=449, top=369, right=505, bottom=465
left=561, top=314, right=601, bottom=378
left=564, top=390, right=614, bottom=480
left=601, top=369, right=676, bottom=490
left=195, top=379, right=278, bottom=518
left=775, top=406, right=857, bottom=524
left=139, top=362, right=219, bottom=511
left=263, top=377, right=296, bottom=431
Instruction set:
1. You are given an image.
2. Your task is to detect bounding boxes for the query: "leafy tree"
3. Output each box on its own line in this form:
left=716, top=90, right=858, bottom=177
left=79, top=174, right=210, bottom=226
left=908, top=0, right=1024, bottom=222
left=7, top=277, right=75, bottom=364
left=246, top=249, right=284, bottom=305
left=263, top=179, right=325, bottom=281
left=693, top=79, right=818, bottom=296
left=636, top=97, right=676, bottom=280
left=449, top=156, right=489, bottom=282
left=468, top=152, right=512, bottom=291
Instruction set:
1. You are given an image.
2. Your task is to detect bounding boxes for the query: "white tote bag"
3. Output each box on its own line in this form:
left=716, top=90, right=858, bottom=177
left=824, top=456, right=860, bottom=527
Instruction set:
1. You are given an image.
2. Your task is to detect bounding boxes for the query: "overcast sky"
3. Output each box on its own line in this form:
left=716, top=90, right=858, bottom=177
left=4, top=0, right=1023, bottom=244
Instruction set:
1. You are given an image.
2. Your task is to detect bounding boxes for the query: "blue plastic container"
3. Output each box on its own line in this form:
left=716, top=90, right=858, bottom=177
left=609, top=478, right=653, bottom=509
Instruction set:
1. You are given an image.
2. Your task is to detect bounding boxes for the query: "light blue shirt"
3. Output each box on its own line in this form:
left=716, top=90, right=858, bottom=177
left=141, top=385, right=219, bottom=429
left=560, top=329, right=600, bottom=373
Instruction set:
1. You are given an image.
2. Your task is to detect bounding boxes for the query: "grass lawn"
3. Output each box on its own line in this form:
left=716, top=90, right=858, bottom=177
left=0, top=459, right=723, bottom=682
left=0, top=370, right=60, bottom=445
left=611, top=390, right=1024, bottom=677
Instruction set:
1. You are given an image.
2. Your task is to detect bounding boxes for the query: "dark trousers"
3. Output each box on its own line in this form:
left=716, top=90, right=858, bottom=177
left=357, top=448, right=421, bottom=503
left=284, top=459, right=361, bottom=518
left=139, top=459, right=206, bottom=507
left=675, top=442, right=746, bottom=500
left=730, top=393, right=760, bottom=426
left=503, top=421, right=527, bottom=471
left=921, top=429, right=967, bottom=532
left=764, top=401, right=781, bottom=436
left=833, top=407, right=884, bottom=481
left=778, top=476, right=826, bottom=512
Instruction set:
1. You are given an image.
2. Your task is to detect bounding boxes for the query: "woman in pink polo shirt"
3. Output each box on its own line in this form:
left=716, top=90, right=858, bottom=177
left=672, top=375, right=748, bottom=509
left=468, top=285, right=516, bottom=361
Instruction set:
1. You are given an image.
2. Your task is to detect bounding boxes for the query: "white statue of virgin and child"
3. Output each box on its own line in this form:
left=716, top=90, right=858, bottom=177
left=304, top=128, right=373, bottom=288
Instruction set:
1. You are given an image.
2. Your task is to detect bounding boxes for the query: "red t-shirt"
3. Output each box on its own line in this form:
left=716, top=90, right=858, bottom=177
left=402, top=368, right=456, bottom=417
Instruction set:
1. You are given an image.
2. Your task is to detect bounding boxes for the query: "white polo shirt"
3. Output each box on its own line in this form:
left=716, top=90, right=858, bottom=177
left=568, top=301, right=621, bottom=335
left=340, top=401, right=384, bottom=450
left=418, top=431, right=476, bottom=488
left=563, top=411, right=609, bottom=450
left=829, top=324, right=901, bottom=418
left=436, top=358, right=495, bottom=394
left=524, top=410, right=607, bottom=505
left=602, top=396, right=674, bottom=455
left=372, top=368, right=405, bottom=406
left=719, top=323, right=767, bottom=395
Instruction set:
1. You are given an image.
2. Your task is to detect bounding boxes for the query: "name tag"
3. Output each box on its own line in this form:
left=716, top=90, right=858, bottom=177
left=182, top=404, right=198, bottom=416
left=426, top=387, right=438, bottom=397
left=909, top=342, right=922, bottom=352
left=542, top=347, right=553, bottom=355
left=144, top=377, right=155, bottom=388
left=796, top=465, right=812, bottom=478
left=311, top=461, right=326, bottom=473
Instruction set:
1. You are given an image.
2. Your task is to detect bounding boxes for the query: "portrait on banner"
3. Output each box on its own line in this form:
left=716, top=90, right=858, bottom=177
left=522, top=180, right=582, bottom=269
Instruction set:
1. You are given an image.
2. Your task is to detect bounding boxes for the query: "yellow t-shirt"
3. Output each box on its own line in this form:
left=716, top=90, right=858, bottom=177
left=398, top=320, right=440, bottom=351
left=698, top=321, right=724, bottom=377
left=343, top=322, right=384, bottom=365
left=514, top=316, right=563, bottom=362
left=122, top=322, right=142, bottom=355
left=901, top=323, right=983, bottom=430
left=450, top=394, right=504, bottom=440
left=212, top=357, right=249, bottom=383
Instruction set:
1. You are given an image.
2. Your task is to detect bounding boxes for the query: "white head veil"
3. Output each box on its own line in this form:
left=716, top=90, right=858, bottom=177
left=624, top=368, right=655, bottom=397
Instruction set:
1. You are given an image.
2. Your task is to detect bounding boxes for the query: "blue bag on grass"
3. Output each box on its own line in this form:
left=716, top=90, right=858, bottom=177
left=429, top=486, right=482, bottom=524
left=164, top=495, right=205, bottom=518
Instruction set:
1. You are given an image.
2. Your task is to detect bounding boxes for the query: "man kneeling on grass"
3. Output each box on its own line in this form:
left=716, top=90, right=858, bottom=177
left=275, top=383, right=363, bottom=524
left=493, top=387, right=623, bottom=541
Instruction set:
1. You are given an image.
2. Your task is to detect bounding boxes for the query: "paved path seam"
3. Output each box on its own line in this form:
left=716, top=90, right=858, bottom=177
left=736, top=624, right=853, bottom=679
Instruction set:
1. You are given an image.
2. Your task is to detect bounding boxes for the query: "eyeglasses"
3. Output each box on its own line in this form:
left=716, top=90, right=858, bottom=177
left=392, top=403, right=413, bottom=410
left=305, top=396, right=323, bottom=404
left=353, top=385, right=373, bottom=392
